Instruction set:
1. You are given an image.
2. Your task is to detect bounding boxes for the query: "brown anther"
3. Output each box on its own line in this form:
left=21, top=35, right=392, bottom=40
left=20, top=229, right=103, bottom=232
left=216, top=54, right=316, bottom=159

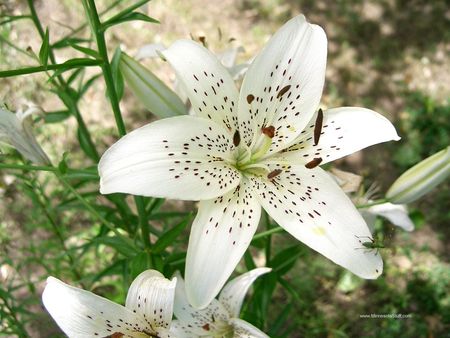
left=314, top=108, right=323, bottom=146
left=276, top=85, right=291, bottom=99
left=233, top=130, right=241, bottom=147
left=202, top=324, right=210, bottom=331
left=267, top=169, right=282, bottom=180
left=198, top=36, right=207, bottom=47
left=305, top=157, right=323, bottom=169
left=247, top=94, right=255, bottom=104
left=261, top=125, right=275, bottom=138
left=108, top=333, right=124, bottom=338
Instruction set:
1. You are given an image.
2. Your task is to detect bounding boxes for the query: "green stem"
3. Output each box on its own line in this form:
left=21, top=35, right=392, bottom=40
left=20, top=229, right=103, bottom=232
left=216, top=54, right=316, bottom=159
left=55, top=171, right=134, bottom=246
left=25, top=0, right=100, bottom=162
left=0, top=162, right=97, bottom=176
left=252, top=226, right=284, bottom=241
left=356, top=198, right=389, bottom=209
left=82, top=0, right=150, bottom=250
left=85, top=0, right=126, bottom=136
left=0, top=59, right=102, bottom=78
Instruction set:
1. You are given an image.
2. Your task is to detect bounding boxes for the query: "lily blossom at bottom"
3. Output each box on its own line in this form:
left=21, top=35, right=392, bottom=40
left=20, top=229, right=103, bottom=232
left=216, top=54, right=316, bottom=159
left=42, top=270, right=177, bottom=337
left=171, top=268, right=271, bottom=337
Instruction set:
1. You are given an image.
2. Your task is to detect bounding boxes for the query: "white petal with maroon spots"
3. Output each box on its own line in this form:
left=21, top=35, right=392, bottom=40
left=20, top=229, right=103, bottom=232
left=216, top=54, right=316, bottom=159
left=237, top=15, right=327, bottom=153
left=162, top=40, right=240, bottom=133
left=249, top=166, right=383, bottom=279
left=185, top=180, right=261, bottom=309
left=173, top=272, right=231, bottom=336
left=99, top=116, right=241, bottom=200
left=42, top=277, right=152, bottom=337
left=219, top=267, right=271, bottom=318
left=275, top=107, right=400, bottom=165
left=125, top=270, right=176, bottom=329
left=230, top=318, right=270, bottom=338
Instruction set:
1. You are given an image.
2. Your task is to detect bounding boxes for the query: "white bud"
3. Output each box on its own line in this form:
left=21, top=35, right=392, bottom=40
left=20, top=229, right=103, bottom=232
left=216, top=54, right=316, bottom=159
left=387, top=146, right=450, bottom=204
left=119, top=53, right=187, bottom=118
left=0, top=106, right=50, bottom=165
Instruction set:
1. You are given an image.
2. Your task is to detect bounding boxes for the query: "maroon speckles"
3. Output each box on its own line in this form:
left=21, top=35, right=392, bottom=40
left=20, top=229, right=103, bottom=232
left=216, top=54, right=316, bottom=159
left=314, top=109, right=323, bottom=146
left=305, top=157, right=322, bottom=169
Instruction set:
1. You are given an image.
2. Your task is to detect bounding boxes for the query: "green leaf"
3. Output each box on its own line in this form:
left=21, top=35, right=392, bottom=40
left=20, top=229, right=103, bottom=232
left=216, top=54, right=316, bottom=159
left=69, top=43, right=101, bottom=59
left=269, top=245, right=304, bottom=275
left=152, top=214, right=192, bottom=254
left=77, top=127, right=98, bottom=161
left=95, top=236, right=139, bottom=257
left=129, top=252, right=152, bottom=278
left=102, top=12, right=159, bottom=31
left=111, top=48, right=124, bottom=101
left=43, top=110, right=71, bottom=123
left=58, top=152, right=69, bottom=174
left=52, top=37, right=92, bottom=49
left=39, top=28, right=50, bottom=67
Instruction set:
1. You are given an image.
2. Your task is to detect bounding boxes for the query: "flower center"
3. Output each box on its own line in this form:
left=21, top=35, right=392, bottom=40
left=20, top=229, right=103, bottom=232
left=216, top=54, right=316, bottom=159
left=232, top=127, right=276, bottom=178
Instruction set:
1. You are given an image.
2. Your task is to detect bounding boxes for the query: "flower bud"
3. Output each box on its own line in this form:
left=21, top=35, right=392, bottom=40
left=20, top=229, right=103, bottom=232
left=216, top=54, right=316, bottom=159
left=0, top=106, right=50, bottom=165
left=387, top=146, right=450, bottom=204
left=119, top=53, right=187, bottom=118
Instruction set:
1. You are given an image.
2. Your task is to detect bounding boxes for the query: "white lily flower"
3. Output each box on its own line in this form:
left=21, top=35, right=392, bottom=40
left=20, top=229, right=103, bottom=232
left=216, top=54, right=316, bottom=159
left=42, top=270, right=177, bottom=337
left=0, top=105, right=50, bottom=165
left=171, top=268, right=271, bottom=338
left=99, top=15, right=400, bottom=308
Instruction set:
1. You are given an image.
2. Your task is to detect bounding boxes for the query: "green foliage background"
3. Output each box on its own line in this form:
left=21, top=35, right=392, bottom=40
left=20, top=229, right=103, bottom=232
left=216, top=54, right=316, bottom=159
left=0, top=0, right=449, bottom=337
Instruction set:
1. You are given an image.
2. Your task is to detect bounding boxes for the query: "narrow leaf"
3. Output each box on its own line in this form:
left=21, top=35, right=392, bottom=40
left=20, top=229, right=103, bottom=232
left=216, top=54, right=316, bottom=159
left=39, top=28, right=50, bottom=67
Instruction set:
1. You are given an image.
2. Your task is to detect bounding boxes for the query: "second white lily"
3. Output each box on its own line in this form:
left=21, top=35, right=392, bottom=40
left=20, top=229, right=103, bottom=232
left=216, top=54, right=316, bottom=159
left=99, top=15, right=400, bottom=308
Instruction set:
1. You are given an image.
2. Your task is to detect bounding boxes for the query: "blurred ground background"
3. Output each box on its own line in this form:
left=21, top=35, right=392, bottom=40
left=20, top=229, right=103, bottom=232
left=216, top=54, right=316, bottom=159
left=0, top=0, right=449, bottom=337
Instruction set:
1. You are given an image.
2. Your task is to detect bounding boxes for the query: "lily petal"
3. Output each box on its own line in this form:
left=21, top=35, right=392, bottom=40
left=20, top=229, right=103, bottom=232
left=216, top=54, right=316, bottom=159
left=173, top=273, right=231, bottom=336
left=238, top=15, right=327, bottom=151
left=125, top=270, right=176, bottom=329
left=277, top=107, right=400, bottom=165
left=250, top=166, right=383, bottom=279
left=42, top=277, right=150, bottom=337
left=99, top=115, right=241, bottom=200
left=230, top=318, right=269, bottom=338
left=366, top=202, right=414, bottom=232
left=185, top=180, right=262, bottom=308
left=162, top=40, right=240, bottom=132
left=219, top=267, right=271, bottom=318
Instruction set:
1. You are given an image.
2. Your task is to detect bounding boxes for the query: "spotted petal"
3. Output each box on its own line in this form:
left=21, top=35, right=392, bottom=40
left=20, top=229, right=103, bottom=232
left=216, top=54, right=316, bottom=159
left=162, top=40, right=240, bottom=132
left=125, top=270, right=176, bottom=329
left=219, top=267, right=271, bottom=318
left=99, top=115, right=241, bottom=200
left=173, top=273, right=231, bottom=336
left=237, top=15, right=327, bottom=152
left=42, top=277, right=150, bottom=337
left=185, top=180, right=262, bottom=308
left=230, top=318, right=270, bottom=338
left=276, top=107, right=400, bottom=165
left=250, top=166, right=383, bottom=279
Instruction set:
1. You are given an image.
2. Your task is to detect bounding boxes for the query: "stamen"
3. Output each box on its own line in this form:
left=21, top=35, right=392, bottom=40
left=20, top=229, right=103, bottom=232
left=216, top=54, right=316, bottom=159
left=267, top=169, right=282, bottom=180
left=247, top=94, right=255, bottom=104
left=261, top=125, right=275, bottom=138
left=305, top=157, right=322, bottom=169
left=314, top=108, right=323, bottom=146
left=233, top=130, right=241, bottom=147
left=277, top=85, right=291, bottom=99
left=202, top=324, right=210, bottom=331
